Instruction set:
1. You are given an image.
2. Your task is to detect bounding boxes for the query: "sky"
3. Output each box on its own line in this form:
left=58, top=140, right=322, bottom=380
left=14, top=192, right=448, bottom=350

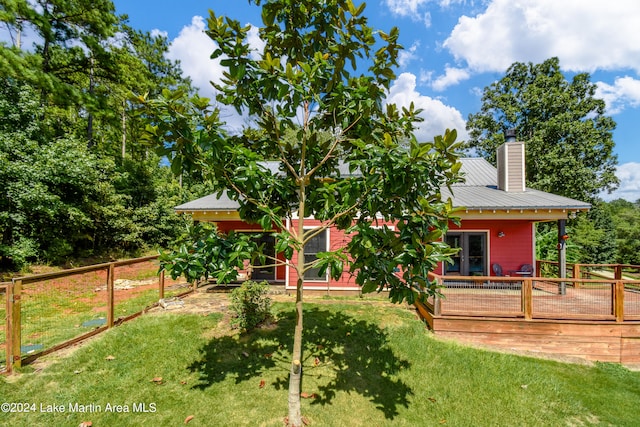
left=59, top=1, right=640, bottom=200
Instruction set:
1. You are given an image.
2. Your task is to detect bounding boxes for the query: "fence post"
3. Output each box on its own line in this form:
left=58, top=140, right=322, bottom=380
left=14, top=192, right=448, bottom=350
left=615, top=265, right=622, bottom=280
left=614, top=280, right=624, bottom=322
left=573, top=264, right=582, bottom=289
left=522, top=278, right=533, bottom=320
left=107, top=264, right=115, bottom=328
left=159, top=270, right=165, bottom=300
left=10, top=280, right=22, bottom=369
left=5, top=283, right=13, bottom=373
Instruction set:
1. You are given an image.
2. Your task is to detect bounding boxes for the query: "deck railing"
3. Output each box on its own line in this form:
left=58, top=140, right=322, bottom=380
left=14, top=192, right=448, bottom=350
left=425, top=270, right=640, bottom=322
left=536, top=260, right=640, bottom=281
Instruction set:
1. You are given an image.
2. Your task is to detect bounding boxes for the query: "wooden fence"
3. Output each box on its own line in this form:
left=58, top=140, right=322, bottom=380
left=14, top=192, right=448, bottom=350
left=1, top=256, right=190, bottom=374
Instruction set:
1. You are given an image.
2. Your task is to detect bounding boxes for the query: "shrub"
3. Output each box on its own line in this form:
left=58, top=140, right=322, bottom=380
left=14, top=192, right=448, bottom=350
left=0, top=237, right=38, bottom=272
left=229, top=281, right=272, bottom=331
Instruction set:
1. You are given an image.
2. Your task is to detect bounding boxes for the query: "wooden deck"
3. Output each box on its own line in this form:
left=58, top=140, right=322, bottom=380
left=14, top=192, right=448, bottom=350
left=415, top=274, right=640, bottom=366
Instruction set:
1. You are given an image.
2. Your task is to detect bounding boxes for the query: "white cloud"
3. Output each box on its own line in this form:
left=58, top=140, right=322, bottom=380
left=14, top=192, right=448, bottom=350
left=600, top=162, right=640, bottom=202
left=385, top=0, right=428, bottom=15
left=166, top=16, right=222, bottom=100
left=418, top=69, right=433, bottom=85
left=596, top=77, right=640, bottom=115
left=398, top=41, right=421, bottom=68
left=431, top=66, right=471, bottom=91
left=444, top=0, right=640, bottom=74
left=246, top=25, right=265, bottom=60
left=150, top=29, right=168, bottom=39
left=385, top=73, right=469, bottom=142
left=166, top=17, right=268, bottom=132
left=384, top=0, right=433, bottom=27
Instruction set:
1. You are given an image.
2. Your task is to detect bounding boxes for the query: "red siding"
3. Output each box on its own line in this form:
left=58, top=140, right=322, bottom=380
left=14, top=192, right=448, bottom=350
left=436, top=219, right=535, bottom=276
left=214, top=217, right=536, bottom=289
left=287, top=219, right=360, bottom=291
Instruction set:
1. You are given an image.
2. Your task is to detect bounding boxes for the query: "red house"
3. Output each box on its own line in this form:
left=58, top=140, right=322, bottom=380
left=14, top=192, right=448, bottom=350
left=174, top=141, right=590, bottom=292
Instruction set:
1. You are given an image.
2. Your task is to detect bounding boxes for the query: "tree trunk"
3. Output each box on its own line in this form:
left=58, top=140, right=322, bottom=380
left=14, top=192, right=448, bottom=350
left=287, top=277, right=304, bottom=426
left=288, top=173, right=306, bottom=426
left=87, top=56, right=95, bottom=148
left=121, top=100, right=126, bottom=158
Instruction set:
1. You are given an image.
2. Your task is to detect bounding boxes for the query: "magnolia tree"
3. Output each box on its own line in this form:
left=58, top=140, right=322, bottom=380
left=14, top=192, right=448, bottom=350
left=140, top=1, right=463, bottom=425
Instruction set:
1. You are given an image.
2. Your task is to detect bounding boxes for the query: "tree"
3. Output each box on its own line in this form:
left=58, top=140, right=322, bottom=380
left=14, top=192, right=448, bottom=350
left=0, top=0, right=120, bottom=129
left=0, top=78, right=188, bottom=271
left=91, top=24, right=192, bottom=159
left=607, top=199, right=640, bottom=265
left=0, top=2, right=202, bottom=272
left=534, top=203, right=616, bottom=268
left=466, top=57, right=618, bottom=203
left=570, top=202, right=616, bottom=264
left=141, top=1, right=463, bottom=425
left=0, top=80, right=114, bottom=267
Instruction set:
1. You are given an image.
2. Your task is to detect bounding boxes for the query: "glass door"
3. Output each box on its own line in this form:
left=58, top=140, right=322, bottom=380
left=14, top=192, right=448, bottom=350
left=445, top=234, right=462, bottom=275
left=445, top=232, right=487, bottom=276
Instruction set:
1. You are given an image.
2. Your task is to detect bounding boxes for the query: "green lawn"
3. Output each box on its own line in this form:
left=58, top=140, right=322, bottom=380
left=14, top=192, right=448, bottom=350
left=1, top=300, right=639, bottom=426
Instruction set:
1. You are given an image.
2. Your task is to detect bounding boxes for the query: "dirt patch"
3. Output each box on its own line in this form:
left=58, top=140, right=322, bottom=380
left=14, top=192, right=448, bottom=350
left=148, top=287, right=233, bottom=315
left=146, top=285, right=406, bottom=316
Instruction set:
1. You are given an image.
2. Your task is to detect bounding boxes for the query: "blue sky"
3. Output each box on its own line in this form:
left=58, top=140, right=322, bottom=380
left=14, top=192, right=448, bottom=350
left=112, top=1, right=638, bottom=201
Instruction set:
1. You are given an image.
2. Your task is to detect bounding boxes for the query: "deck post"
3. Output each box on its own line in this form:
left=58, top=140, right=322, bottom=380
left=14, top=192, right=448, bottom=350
left=614, top=280, right=624, bottom=322
left=558, top=219, right=567, bottom=295
left=434, top=294, right=442, bottom=316
left=522, top=278, right=533, bottom=320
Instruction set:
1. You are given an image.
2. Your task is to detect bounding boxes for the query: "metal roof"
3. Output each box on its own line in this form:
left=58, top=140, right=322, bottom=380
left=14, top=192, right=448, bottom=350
left=174, top=191, right=240, bottom=211
left=448, top=158, right=591, bottom=211
left=457, top=158, right=497, bottom=186
left=442, top=186, right=591, bottom=210
left=175, top=157, right=591, bottom=213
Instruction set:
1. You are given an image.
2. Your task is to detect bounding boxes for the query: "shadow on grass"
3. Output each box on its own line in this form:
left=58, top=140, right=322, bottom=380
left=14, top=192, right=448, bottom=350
left=187, top=305, right=412, bottom=419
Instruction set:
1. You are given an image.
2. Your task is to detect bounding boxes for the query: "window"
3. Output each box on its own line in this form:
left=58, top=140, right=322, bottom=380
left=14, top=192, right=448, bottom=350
left=303, top=228, right=328, bottom=281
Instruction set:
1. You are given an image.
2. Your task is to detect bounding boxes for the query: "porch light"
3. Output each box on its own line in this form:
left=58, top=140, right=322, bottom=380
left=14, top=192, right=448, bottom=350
left=497, top=231, right=505, bottom=238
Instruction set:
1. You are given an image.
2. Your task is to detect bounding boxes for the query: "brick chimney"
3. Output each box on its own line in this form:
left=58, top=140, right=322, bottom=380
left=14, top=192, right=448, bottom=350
left=497, top=129, right=525, bottom=192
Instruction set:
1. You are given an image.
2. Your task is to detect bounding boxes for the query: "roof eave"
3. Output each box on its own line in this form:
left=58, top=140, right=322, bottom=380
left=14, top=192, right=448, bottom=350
left=455, top=206, right=590, bottom=221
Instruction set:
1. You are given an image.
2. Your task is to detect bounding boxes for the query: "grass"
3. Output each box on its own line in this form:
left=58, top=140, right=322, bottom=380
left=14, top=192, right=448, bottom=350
left=1, top=300, right=640, bottom=426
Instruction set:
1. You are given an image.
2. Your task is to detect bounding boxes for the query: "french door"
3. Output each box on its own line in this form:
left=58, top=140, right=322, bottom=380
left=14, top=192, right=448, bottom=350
left=445, top=232, right=487, bottom=276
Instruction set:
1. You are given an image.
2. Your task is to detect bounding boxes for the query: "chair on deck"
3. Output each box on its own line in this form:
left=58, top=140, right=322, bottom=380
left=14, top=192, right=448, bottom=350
left=490, top=263, right=516, bottom=289
left=518, top=263, right=534, bottom=277
left=492, top=263, right=504, bottom=276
